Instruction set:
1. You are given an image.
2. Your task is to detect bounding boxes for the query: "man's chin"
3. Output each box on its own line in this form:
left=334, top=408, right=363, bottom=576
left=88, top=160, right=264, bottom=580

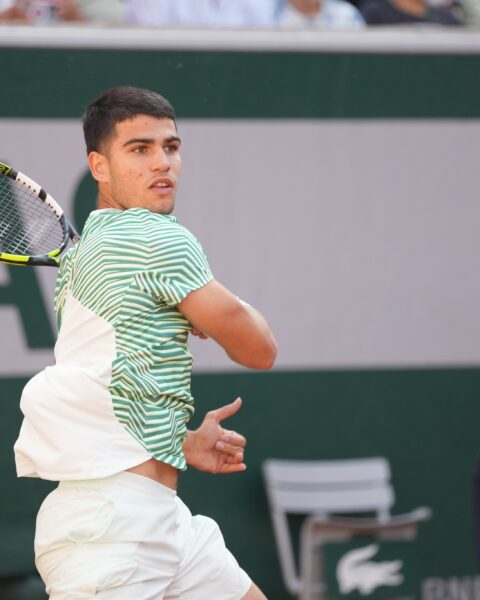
left=147, top=198, right=175, bottom=215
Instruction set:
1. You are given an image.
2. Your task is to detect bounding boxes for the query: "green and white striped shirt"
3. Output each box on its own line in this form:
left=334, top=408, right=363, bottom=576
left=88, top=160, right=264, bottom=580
left=14, top=208, right=213, bottom=480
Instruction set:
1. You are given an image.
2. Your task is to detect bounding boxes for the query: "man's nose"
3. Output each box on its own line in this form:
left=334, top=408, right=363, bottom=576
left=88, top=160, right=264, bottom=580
left=151, top=148, right=170, bottom=171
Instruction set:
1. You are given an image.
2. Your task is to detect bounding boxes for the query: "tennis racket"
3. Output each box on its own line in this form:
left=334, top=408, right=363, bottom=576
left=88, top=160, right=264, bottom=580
left=0, top=161, right=80, bottom=267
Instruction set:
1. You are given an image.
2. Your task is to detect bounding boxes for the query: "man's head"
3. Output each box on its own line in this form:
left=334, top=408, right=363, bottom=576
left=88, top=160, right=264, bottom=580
left=83, top=86, right=176, bottom=154
left=83, top=86, right=181, bottom=214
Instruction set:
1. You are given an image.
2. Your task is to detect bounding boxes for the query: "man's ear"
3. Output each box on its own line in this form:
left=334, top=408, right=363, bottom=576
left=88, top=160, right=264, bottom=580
left=88, top=151, right=109, bottom=183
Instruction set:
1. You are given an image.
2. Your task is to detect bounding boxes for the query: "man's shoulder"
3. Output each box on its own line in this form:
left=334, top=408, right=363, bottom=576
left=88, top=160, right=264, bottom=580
left=83, top=208, right=205, bottom=266
left=139, top=212, right=200, bottom=248
left=86, top=208, right=190, bottom=239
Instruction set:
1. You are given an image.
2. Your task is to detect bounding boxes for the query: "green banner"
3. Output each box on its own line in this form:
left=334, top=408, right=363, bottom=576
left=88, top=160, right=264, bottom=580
left=0, top=49, right=480, bottom=119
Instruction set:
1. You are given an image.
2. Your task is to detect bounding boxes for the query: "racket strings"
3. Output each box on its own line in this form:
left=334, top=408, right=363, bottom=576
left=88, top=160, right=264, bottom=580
left=0, top=177, right=65, bottom=256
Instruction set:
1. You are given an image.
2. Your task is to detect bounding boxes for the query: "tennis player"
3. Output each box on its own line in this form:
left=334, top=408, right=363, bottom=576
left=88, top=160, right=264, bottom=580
left=14, top=86, right=277, bottom=599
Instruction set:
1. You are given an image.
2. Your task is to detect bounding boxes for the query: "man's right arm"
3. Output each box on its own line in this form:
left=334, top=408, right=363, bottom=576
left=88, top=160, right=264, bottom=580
left=177, top=279, right=277, bottom=370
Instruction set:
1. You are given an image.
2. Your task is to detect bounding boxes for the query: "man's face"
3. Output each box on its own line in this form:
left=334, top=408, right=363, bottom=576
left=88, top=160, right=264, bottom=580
left=91, top=115, right=182, bottom=214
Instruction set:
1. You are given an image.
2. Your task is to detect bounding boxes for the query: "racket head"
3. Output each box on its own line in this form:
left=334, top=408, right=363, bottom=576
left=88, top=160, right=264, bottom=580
left=0, top=162, right=77, bottom=267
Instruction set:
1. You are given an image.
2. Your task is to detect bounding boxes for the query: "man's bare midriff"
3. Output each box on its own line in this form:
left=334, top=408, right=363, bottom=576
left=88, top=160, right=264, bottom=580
left=126, top=458, right=178, bottom=490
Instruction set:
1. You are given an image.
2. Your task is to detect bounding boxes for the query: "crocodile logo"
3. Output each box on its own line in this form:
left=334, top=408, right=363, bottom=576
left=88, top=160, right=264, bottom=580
left=336, top=543, right=404, bottom=595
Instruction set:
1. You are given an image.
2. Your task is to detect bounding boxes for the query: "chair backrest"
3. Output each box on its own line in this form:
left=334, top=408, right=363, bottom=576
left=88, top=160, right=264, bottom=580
left=264, top=457, right=395, bottom=519
left=262, top=457, right=395, bottom=596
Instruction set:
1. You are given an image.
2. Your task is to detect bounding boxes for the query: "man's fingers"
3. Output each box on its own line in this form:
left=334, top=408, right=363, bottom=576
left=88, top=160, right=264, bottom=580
left=218, top=431, right=246, bottom=449
left=217, top=462, right=247, bottom=474
left=208, top=397, right=242, bottom=423
left=191, top=327, right=208, bottom=339
left=215, top=440, right=245, bottom=459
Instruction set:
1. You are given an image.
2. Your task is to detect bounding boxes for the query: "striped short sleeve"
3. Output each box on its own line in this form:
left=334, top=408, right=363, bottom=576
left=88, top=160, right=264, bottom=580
left=138, top=224, right=213, bottom=306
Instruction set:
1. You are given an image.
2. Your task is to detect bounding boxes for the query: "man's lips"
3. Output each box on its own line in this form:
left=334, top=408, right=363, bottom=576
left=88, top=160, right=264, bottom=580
left=149, top=177, right=175, bottom=190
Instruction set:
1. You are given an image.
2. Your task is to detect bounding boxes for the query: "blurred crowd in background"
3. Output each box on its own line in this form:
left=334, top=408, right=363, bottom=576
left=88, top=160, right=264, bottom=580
left=0, top=0, right=478, bottom=30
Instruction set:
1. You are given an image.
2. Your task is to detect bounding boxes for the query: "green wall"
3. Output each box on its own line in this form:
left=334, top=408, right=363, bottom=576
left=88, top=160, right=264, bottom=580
left=0, top=368, right=479, bottom=595
left=189, top=368, right=480, bottom=596
left=1, top=48, right=480, bottom=119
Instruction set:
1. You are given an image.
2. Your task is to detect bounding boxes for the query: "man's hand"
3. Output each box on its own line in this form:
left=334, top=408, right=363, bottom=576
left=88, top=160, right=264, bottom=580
left=190, top=326, right=208, bottom=340
left=184, top=397, right=247, bottom=474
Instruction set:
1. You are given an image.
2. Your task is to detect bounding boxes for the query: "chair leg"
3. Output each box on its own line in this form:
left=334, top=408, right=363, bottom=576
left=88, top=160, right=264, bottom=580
left=299, top=521, right=324, bottom=600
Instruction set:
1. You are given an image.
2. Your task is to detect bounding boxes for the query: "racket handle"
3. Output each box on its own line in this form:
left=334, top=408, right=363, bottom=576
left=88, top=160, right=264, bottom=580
left=31, top=255, right=61, bottom=267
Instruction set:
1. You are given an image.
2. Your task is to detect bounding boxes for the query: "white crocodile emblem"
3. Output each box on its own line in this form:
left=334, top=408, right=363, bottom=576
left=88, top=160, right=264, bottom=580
left=336, top=543, right=404, bottom=595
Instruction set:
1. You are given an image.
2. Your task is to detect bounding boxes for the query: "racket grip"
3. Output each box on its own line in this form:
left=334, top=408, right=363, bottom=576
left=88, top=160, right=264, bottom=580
left=32, top=255, right=61, bottom=267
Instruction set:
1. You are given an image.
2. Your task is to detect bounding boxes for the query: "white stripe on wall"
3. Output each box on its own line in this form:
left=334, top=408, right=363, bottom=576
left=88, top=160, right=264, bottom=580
left=1, top=119, right=479, bottom=374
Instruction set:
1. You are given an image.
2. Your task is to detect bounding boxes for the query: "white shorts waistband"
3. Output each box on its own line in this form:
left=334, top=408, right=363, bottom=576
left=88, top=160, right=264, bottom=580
left=58, top=470, right=177, bottom=499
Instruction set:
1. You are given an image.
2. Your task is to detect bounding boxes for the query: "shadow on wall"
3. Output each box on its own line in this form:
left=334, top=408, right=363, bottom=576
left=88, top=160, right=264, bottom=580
left=0, top=575, right=47, bottom=600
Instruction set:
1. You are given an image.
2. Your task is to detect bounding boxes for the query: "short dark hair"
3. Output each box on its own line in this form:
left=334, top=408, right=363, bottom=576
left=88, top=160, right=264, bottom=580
left=82, top=86, right=176, bottom=154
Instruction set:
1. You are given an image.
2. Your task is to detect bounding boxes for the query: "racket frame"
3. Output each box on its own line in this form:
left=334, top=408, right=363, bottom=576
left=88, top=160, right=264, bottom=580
left=0, top=162, right=79, bottom=267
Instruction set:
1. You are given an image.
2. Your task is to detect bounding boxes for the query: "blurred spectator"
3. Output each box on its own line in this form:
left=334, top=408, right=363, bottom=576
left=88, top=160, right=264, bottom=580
left=458, top=0, right=479, bottom=25
left=277, top=0, right=365, bottom=28
left=0, top=0, right=28, bottom=19
left=125, top=0, right=276, bottom=28
left=358, top=0, right=464, bottom=25
left=429, top=0, right=466, bottom=23
left=0, top=0, right=123, bottom=23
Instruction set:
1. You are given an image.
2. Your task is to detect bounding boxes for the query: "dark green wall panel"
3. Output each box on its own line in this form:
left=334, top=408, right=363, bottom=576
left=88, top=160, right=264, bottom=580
left=1, top=48, right=480, bottom=119
left=1, top=368, right=478, bottom=596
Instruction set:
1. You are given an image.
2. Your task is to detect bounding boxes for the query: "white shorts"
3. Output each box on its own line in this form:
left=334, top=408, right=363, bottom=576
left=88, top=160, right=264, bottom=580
left=34, top=472, right=252, bottom=599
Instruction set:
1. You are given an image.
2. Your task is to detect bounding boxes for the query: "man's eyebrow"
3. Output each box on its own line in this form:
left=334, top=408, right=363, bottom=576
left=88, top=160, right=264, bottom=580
left=123, top=137, right=154, bottom=147
left=122, top=136, right=181, bottom=147
left=164, top=135, right=181, bottom=145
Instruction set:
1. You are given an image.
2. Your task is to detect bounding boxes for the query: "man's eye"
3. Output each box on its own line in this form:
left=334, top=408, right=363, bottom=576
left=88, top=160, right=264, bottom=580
left=133, top=146, right=147, bottom=153
left=165, top=144, right=179, bottom=154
